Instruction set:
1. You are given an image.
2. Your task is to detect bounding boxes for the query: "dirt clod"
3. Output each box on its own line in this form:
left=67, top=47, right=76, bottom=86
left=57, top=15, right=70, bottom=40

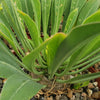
left=67, top=88, right=73, bottom=98
left=92, top=91, right=100, bottom=99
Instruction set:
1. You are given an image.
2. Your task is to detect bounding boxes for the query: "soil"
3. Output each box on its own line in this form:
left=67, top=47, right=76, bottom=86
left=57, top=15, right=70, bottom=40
left=31, top=62, right=100, bottom=100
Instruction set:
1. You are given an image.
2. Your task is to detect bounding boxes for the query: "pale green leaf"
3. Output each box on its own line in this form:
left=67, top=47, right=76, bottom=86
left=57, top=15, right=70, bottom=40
left=57, top=72, right=100, bottom=84
left=70, top=0, right=86, bottom=12
left=41, top=0, right=51, bottom=39
left=19, top=0, right=33, bottom=18
left=62, top=0, right=71, bottom=31
left=76, top=35, right=100, bottom=60
left=66, top=35, right=100, bottom=71
left=46, top=33, right=66, bottom=73
left=64, top=8, right=78, bottom=33
left=67, top=10, right=100, bottom=69
left=77, top=10, right=100, bottom=59
left=51, top=0, right=65, bottom=34
left=22, top=37, right=51, bottom=71
left=13, top=0, right=22, bottom=10
left=83, top=10, right=100, bottom=24
left=49, top=22, right=100, bottom=78
left=18, top=10, right=40, bottom=47
left=31, top=0, right=41, bottom=30
left=0, top=74, right=44, bottom=100
left=0, top=23, right=23, bottom=58
left=1, top=0, right=31, bottom=52
left=76, top=0, right=100, bottom=25
left=0, top=61, right=22, bottom=78
left=0, top=40, right=30, bottom=73
left=23, top=33, right=66, bottom=71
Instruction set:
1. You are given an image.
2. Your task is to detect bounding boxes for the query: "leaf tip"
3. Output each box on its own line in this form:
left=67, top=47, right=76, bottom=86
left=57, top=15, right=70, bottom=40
left=17, top=9, right=26, bottom=16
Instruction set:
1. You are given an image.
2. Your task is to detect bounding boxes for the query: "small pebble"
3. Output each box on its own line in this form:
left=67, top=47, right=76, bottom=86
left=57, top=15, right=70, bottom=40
left=87, top=89, right=92, bottom=97
left=81, top=92, right=87, bottom=100
left=39, top=96, right=44, bottom=100
left=75, top=93, right=80, bottom=100
left=93, top=82, right=98, bottom=87
left=69, top=75, right=74, bottom=79
left=67, top=88, right=73, bottom=98
left=92, top=91, right=100, bottom=99
left=80, top=96, right=87, bottom=100
left=59, top=95, right=69, bottom=100
left=88, top=83, right=94, bottom=89
left=92, top=87, right=99, bottom=92
left=70, top=95, right=75, bottom=100
left=35, top=94, right=40, bottom=99
left=56, top=95, right=61, bottom=100
left=81, top=92, right=87, bottom=97
left=44, top=96, right=53, bottom=100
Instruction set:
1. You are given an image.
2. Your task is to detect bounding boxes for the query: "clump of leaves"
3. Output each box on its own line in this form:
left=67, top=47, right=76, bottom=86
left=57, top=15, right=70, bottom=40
left=0, top=0, right=100, bottom=100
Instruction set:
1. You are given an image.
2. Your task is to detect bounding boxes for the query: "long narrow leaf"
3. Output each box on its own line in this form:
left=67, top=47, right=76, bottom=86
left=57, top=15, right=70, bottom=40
left=41, top=0, right=51, bottom=39
left=51, top=0, right=65, bottom=34
left=64, top=8, right=78, bottom=33
left=83, top=10, right=100, bottom=24
left=57, top=72, right=100, bottom=84
left=18, top=10, right=40, bottom=48
left=76, top=0, right=100, bottom=25
left=0, top=61, right=23, bottom=78
left=22, top=36, right=52, bottom=71
left=31, top=0, right=41, bottom=30
left=70, top=0, right=86, bottom=12
left=49, top=22, right=100, bottom=78
left=46, top=33, right=66, bottom=73
left=62, top=0, right=71, bottom=31
left=0, top=74, right=44, bottom=100
left=23, top=33, right=66, bottom=71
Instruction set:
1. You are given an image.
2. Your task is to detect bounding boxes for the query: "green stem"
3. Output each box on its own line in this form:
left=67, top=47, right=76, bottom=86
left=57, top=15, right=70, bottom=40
left=67, top=58, right=100, bottom=75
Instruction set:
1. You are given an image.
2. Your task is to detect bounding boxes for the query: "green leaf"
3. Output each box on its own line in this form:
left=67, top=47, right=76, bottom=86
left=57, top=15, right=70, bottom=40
left=22, top=36, right=52, bottom=71
left=0, top=41, right=20, bottom=67
left=66, top=35, right=100, bottom=72
left=0, top=23, right=13, bottom=39
left=62, top=0, right=71, bottom=31
left=0, top=9, right=12, bottom=33
left=76, top=35, right=100, bottom=60
left=77, top=10, right=100, bottom=60
left=64, top=8, right=78, bottom=33
left=73, top=81, right=89, bottom=89
left=51, top=0, right=55, bottom=32
left=19, top=0, right=34, bottom=18
left=0, top=74, right=44, bottom=100
left=70, top=0, right=86, bottom=12
left=31, top=0, right=41, bottom=30
left=2, top=0, right=31, bottom=52
left=76, top=0, right=100, bottom=25
left=0, top=41, right=25, bottom=78
left=67, top=46, right=84, bottom=69
left=68, top=10, right=100, bottom=67
left=23, top=33, right=66, bottom=71
left=49, top=22, right=100, bottom=78
left=13, top=0, right=22, bottom=10
left=41, top=0, right=51, bottom=39
left=57, top=72, right=100, bottom=84
left=0, top=23, right=23, bottom=58
left=46, top=33, right=66, bottom=73
left=83, top=10, right=100, bottom=24
left=51, top=0, right=65, bottom=34
left=18, top=10, right=40, bottom=47
left=0, top=40, right=30, bottom=73
left=0, top=61, right=22, bottom=78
